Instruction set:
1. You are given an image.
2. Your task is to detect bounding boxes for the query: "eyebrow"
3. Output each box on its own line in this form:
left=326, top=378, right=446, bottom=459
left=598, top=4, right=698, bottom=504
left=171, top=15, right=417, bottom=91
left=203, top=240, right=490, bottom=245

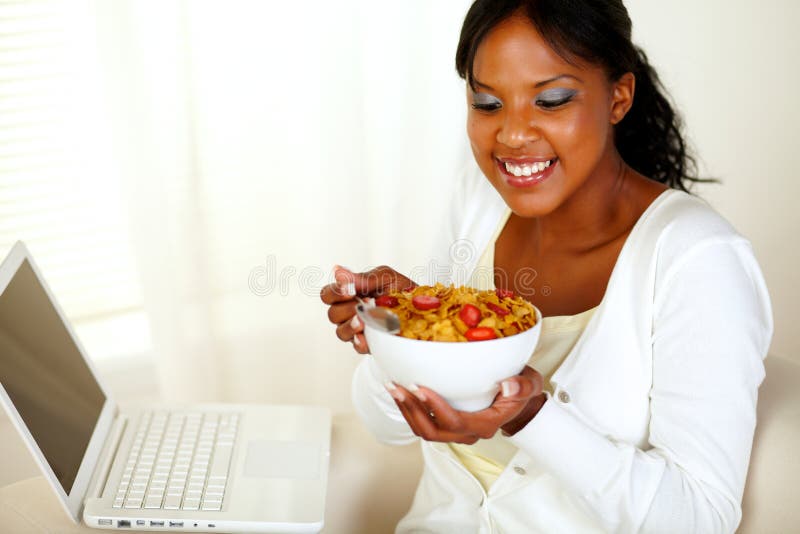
left=535, top=74, right=583, bottom=88
left=471, top=74, right=583, bottom=91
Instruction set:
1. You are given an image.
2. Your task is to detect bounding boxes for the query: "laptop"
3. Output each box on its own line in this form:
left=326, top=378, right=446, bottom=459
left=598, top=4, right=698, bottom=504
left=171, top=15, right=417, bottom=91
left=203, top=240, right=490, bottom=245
left=0, top=241, right=331, bottom=532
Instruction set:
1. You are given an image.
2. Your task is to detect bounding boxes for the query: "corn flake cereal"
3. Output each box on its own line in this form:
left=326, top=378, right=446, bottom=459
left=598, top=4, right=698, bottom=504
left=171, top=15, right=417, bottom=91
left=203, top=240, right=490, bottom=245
left=379, top=284, right=537, bottom=342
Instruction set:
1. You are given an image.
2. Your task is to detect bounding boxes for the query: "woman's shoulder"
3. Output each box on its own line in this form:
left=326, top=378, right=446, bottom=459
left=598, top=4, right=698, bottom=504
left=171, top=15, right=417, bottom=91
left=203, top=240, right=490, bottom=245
left=641, top=187, right=749, bottom=261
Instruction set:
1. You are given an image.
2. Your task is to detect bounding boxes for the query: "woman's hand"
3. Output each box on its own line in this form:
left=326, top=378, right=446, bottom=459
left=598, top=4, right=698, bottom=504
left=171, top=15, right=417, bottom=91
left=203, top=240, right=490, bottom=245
left=386, top=366, right=547, bottom=443
left=320, top=265, right=417, bottom=354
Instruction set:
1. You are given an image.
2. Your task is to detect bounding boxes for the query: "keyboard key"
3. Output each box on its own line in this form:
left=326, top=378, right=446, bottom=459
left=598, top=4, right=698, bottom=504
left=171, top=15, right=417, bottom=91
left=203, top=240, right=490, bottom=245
left=144, top=496, right=163, bottom=509
left=207, top=479, right=226, bottom=489
left=201, top=499, right=222, bottom=511
left=164, top=495, right=182, bottom=509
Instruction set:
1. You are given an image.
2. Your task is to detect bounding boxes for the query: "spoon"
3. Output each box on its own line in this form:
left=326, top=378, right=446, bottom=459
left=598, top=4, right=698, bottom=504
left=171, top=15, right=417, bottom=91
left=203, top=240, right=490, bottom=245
left=355, top=297, right=401, bottom=335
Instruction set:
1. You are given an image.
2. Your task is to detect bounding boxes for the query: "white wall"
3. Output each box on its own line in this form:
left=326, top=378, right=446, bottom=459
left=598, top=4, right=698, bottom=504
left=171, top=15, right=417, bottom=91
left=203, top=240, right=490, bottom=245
left=627, top=0, right=800, bottom=362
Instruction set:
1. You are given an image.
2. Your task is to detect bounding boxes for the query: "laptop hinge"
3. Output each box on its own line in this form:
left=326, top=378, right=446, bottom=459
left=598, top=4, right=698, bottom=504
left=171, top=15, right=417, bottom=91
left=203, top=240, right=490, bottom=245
left=85, top=412, right=129, bottom=501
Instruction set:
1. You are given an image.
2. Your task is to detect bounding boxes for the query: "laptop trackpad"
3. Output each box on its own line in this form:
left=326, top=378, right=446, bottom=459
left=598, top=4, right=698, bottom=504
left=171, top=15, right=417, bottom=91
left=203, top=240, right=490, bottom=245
left=243, top=440, right=321, bottom=479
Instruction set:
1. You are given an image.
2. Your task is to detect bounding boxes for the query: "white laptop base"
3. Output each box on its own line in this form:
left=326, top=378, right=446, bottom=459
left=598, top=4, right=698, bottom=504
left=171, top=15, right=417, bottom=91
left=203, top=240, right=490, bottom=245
left=84, top=404, right=330, bottom=533
left=0, top=241, right=331, bottom=533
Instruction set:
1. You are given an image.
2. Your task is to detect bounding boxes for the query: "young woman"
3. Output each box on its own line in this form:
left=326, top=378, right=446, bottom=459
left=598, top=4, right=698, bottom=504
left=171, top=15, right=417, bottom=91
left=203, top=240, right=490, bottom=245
left=320, top=1, right=773, bottom=532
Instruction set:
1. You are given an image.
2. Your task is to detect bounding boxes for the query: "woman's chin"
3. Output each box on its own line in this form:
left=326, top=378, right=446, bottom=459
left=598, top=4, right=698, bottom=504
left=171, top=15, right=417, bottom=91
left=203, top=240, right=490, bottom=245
left=495, top=187, right=560, bottom=219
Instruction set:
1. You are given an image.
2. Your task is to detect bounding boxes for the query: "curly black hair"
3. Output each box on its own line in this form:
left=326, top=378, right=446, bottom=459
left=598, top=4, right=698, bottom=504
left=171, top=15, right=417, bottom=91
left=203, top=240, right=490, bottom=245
left=456, top=0, right=716, bottom=192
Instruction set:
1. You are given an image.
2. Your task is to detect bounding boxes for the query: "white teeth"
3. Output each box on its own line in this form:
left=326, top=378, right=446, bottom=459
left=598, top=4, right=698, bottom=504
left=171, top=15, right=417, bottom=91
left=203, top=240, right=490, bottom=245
left=504, top=159, right=554, bottom=176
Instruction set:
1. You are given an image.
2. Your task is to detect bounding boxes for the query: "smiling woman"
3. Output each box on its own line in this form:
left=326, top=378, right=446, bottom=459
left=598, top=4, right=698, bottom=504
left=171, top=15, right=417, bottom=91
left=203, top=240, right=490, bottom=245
left=321, top=0, right=774, bottom=533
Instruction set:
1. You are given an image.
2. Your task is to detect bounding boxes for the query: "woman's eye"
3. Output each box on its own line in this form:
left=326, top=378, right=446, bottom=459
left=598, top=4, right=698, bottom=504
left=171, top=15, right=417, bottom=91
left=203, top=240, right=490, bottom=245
left=535, top=88, right=577, bottom=109
left=471, top=102, right=502, bottom=111
left=471, top=93, right=502, bottom=112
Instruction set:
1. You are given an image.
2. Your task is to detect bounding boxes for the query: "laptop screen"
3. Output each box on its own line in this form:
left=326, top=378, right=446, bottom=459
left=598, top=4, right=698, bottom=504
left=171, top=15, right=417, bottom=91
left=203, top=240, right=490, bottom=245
left=0, top=258, right=106, bottom=495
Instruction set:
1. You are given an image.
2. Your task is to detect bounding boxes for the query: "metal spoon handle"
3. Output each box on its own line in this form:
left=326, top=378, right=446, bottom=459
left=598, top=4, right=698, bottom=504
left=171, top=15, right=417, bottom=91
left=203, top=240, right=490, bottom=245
left=355, top=297, right=401, bottom=335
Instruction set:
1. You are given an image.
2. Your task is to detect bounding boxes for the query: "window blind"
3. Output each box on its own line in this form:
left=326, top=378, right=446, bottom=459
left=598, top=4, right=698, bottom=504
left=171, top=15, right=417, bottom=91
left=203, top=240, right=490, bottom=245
left=0, top=0, right=150, bottom=360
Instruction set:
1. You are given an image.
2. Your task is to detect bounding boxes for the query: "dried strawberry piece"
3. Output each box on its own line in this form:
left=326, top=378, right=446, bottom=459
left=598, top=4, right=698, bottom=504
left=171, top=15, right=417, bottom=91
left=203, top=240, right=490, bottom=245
left=487, top=302, right=510, bottom=316
left=495, top=288, right=515, bottom=299
left=465, top=327, right=497, bottom=341
left=375, top=295, right=399, bottom=307
left=412, top=295, right=441, bottom=311
left=459, top=304, right=481, bottom=328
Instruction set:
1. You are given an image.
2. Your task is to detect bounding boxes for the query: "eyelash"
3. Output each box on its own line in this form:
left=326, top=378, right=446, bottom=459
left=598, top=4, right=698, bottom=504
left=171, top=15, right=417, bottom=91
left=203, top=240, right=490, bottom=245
left=470, top=95, right=575, bottom=112
left=471, top=102, right=502, bottom=112
left=535, top=96, right=574, bottom=109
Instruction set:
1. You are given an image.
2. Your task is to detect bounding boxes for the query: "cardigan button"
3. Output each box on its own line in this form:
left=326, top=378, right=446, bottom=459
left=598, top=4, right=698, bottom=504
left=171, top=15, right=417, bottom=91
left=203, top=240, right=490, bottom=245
left=558, top=390, right=571, bottom=403
left=513, top=466, right=526, bottom=476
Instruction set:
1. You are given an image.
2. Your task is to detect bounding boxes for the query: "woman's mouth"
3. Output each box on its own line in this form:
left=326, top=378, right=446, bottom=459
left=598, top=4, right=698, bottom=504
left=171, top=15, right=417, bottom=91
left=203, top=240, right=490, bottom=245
left=496, top=157, right=558, bottom=188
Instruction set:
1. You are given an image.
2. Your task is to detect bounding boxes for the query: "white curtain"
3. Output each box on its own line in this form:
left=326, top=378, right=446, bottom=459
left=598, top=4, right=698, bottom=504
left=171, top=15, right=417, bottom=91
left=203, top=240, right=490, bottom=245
left=88, top=0, right=473, bottom=409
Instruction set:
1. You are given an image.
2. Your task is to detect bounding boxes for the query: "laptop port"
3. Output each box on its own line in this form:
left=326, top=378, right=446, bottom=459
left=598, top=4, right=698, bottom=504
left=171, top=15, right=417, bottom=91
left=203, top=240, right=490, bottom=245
left=98, top=519, right=112, bottom=526
left=117, top=519, right=131, bottom=527
left=208, top=525, right=216, bottom=528
left=150, top=521, right=165, bottom=526
left=169, top=521, right=184, bottom=527
left=136, top=520, right=145, bottom=526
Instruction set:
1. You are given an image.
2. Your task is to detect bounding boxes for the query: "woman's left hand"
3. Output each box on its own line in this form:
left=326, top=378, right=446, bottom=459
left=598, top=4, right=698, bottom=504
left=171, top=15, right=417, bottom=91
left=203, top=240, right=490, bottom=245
left=386, top=366, right=547, bottom=444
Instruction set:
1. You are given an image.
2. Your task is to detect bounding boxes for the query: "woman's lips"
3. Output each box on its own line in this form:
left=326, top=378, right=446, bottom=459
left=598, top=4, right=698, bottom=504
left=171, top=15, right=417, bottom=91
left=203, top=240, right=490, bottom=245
left=496, top=157, right=558, bottom=188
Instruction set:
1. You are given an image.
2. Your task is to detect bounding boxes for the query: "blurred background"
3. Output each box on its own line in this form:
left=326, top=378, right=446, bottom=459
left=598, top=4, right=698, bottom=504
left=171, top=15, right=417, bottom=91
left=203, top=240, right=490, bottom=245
left=0, top=0, right=797, bottom=484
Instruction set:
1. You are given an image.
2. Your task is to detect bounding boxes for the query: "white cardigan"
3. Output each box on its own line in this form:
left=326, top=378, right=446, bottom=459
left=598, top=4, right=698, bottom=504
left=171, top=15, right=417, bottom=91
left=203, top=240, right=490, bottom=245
left=351, top=163, right=774, bottom=534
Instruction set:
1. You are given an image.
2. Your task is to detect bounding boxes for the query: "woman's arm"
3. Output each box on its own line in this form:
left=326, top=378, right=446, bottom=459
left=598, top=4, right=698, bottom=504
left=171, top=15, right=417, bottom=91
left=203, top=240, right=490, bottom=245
left=507, top=238, right=773, bottom=533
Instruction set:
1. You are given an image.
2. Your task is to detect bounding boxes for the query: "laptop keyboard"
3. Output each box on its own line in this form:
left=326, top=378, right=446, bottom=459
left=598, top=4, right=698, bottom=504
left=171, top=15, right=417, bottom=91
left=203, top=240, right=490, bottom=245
left=112, top=411, right=239, bottom=512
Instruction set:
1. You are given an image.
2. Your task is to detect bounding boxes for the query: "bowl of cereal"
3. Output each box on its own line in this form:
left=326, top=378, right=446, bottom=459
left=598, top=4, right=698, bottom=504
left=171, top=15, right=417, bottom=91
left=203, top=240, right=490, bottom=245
left=362, top=284, right=542, bottom=412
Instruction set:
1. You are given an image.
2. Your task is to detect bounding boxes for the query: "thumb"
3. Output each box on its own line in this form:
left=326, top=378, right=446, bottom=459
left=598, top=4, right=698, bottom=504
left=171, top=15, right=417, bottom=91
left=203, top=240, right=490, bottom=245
left=334, top=265, right=372, bottom=294
left=334, top=265, right=403, bottom=296
left=333, top=265, right=354, bottom=286
left=500, top=367, right=543, bottom=401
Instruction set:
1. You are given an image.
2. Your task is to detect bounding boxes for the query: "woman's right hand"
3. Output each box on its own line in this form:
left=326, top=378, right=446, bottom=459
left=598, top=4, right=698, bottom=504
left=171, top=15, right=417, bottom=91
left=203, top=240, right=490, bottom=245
left=320, top=265, right=417, bottom=354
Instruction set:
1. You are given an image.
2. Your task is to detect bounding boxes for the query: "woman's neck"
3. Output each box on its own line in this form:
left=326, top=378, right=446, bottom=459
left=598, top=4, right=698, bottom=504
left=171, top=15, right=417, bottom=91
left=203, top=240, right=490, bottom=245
left=524, top=153, right=639, bottom=256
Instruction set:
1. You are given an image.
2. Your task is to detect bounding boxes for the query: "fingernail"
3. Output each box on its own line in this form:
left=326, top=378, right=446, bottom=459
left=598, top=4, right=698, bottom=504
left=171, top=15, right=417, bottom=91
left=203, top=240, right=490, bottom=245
left=350, top=315, right=361, bottom=330
left=501, top=380, right=520, bottom=398
left=334, top=265, right=353, bottom=286
left=407, top=383, right=426, bottom=402
left=334, top=264, right=353, bottom=272
left=385, top=382, right=404, bottom=401
left=353, top=335, right=362, bottom=347
left=342, top=282, right=356, bottom=297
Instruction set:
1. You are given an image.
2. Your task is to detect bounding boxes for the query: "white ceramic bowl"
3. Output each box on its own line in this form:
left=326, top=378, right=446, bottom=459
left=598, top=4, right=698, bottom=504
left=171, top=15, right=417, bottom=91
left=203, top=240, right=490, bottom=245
left=364, top=306, right=543, bottom=412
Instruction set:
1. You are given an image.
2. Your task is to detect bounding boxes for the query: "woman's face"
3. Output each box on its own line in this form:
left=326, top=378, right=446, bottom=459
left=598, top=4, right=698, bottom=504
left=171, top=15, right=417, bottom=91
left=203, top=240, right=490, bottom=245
left=467, top=15, right=631, bottom=218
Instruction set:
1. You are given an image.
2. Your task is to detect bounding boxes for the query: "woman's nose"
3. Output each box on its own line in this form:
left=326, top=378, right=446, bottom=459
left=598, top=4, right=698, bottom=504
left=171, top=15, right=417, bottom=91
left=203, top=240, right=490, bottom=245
left=496, top=110, right=540, bottom=148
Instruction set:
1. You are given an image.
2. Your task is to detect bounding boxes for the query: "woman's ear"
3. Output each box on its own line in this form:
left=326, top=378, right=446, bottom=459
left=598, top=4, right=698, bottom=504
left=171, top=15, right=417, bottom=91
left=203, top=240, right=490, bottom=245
left=610, top=72, right=636, bottom=125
